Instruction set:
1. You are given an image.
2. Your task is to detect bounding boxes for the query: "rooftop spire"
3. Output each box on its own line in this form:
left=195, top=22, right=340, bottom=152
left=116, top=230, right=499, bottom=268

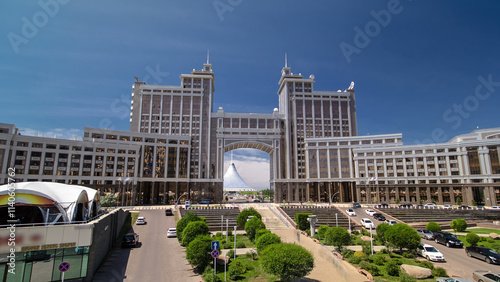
left=207, top=49, right=210, bottom=64
left=285, top=53, right=288, bottom=68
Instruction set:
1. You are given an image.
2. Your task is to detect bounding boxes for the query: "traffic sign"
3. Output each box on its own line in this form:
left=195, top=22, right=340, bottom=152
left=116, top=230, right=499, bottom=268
left=58, top=262, right=70, bottom=272
left=211, top=249, right=219, bottom=258
left=211, top=241, right=219, bottom=250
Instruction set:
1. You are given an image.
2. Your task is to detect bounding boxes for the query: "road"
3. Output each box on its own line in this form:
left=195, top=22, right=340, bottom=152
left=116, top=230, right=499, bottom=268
left=93, top=209, right=200, bottom=282
left=419, top=238, right=500, bottom=279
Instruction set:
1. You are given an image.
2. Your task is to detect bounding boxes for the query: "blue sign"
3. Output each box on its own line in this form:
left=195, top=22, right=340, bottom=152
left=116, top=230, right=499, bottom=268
left=211, top=249, right=219, bottom=258
left=58, top=262, right=70, bottom=272
left=211, top=241, right=219, bottom=250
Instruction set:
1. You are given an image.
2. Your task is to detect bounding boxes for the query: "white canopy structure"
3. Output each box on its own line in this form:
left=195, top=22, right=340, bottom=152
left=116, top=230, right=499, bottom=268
left=223, top=163, right=256, bottom=192
left=0, top=182, right=98, bottom=225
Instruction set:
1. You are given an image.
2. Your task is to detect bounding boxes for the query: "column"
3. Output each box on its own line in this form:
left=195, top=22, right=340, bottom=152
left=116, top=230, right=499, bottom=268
left=306, top=183, right=310, bottom=202
left=287, top=183, right=292, bottom=203
left=437, top=187, right=443, bottom=204
left=295, top=182, right=300, bottom=202
left=426, top=187, right=431, bottom=203
left=416, top=186, right=421, bottom=204
left=405, top=187, right=410, bottom=203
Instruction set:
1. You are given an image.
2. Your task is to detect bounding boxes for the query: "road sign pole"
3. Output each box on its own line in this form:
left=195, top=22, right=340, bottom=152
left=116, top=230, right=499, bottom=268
left=214, top=256, right=216, bottom=281
left=62, top=272, right=64, bottom=282
left=226, top=219, right=228, bottom=242
left=234, top=226, right=237, bottom=260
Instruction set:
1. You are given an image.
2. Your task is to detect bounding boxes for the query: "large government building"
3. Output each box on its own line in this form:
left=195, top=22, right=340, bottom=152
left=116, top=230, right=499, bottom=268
left=1, top=60, right=499, bottom=206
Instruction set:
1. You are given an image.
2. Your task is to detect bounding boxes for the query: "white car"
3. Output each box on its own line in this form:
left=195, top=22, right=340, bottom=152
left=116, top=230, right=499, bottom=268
left=417, top=243, right=445, bottom=262
left=489, top=206, right=500, bottom=210
left=365, top=209, right=376, bottom=216
left=384, top=219, right=397, bottom=225
left=346, top=209, right=356, bottom=216
left=360, top=218, right=375, bottom=229
left=442, top=204, right=452, bottom=209
left=167, top=228, right=176, bottom=238
left=424, top=203, right=437, bottom=208
left=136, top=217, right=147, bottom=225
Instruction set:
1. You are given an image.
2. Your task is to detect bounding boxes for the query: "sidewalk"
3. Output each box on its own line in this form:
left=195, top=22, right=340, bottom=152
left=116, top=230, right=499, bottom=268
left=256, top=207, right=367, bottom=282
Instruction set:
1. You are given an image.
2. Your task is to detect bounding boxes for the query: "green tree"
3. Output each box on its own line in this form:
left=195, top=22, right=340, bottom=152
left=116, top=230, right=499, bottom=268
left=294, top=213, right=313, bottom=231
left=255, top=229, right=271, bottom=241
left=256, top=232, right=282, bottom=253
left=176, top=211, right=204, bottom=243
left=181, top=221, right=209, bottom=246
left=466, top=233, right=480, bottom=246
left=456, top=197, right=462, bottom=206
left=385, top=224, right=420, bottom=253
left=325, top=227, right=351, bottom=251
left=261, top=243, right=314, bottom=281
left=100, top=193, right=117, bottom=207
left=244, top=217, right=266, bottom=241
left=450, top=218, right=467, bottom=232
left=426, top=222, right=441, bottom=232
left=186, top=235, right=213, bottom=271
left=376, top=223, right=390, bottom=244
left=236, top=207, right=262, bottom=227
left=317, top=225, right=329, bottom=240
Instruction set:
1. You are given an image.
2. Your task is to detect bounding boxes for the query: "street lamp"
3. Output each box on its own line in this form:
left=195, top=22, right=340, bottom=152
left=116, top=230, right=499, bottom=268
left=175, top=192, right=188, bottom=210
left=330, top=191, right=339, bottom=205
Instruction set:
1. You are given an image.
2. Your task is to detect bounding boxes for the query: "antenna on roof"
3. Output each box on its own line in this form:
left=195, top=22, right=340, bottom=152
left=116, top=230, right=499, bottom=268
left=285, top=53, right=288, bottom=68
left=207, top=49, right=210, bottom=64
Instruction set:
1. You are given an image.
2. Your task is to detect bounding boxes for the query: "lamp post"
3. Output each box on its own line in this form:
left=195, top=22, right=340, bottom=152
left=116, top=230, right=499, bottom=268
left=175, top=192, right=188, bottom=210
left=330, top=191, right=340, bottom=205
left=370, top=225, right=374, bottom=255
left=233, top=226, right=237, bottom=260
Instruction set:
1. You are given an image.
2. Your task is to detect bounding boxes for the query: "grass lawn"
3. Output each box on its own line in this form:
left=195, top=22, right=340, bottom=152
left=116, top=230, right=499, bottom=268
left=130, top=211, right=140, bottom=224
left=213, top=234, right=256, bottom=249
left=459, top=228, right=500, bottom=235
left=456, top=234, right=500, bottom=251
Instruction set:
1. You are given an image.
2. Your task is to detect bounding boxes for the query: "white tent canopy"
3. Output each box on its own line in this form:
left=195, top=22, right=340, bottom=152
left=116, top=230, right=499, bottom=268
left=223, top=163, right=256, bottom=192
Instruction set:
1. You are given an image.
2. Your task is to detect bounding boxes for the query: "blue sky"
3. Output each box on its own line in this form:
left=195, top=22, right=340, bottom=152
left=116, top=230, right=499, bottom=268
left=2, top=1, right=500, bottom=189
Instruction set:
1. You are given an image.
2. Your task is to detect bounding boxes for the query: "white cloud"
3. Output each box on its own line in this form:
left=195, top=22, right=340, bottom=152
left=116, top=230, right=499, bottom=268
left=224, top=149, right=270, bottom=190
left=20, top=127, right=83, bottom=140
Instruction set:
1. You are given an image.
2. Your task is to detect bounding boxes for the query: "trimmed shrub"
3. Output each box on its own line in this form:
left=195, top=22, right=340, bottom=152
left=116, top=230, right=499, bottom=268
left=318, top=225, right=329, bottom=240
left=255, top=229, right=271, bottom=241
left=245, top=250, right=257, bottom=260
left=236, top=207, right=262, bottom=227
left=348, top=256, right=362, bottom=264
left=372, top=255, right=386, bottom=266
left=358, top=261, right=371, bottom=271
left=385, top=224, right=421, bottom=252
left=223, top=242, right=232, bottom=249
left=176, top=211, right=204, bottom=243
left=450, top=218, right=467, bottom=232
left=466, top=233, right=480, bottom=246
left=341, top=249, right=354, bottom=259
left=244, top=217, right=266, bottom=241
left=325, top=227, right=351, bottom=250
left=402, top=251, right=414, bottom=259
left=386, top=260, right=399, bottom=276
left=256, top=232, right=282, bottom=253
left=376, top=223, right=390, bottom=244
left=229, top=259, right=247, bottom=280
left=361, top=242, right=371, bottom=256
left=186, top=235, right=213, bottom=271
left=353, top=250, right=367, bottom=259
left=202, top=265, right=222, bottom=282
left=181, top=221, right=209, bottom=246
left=227, top=249, right=235, bottom=259
left=426, top=222, right=441, bottom=232
left=236, top=241, right=246, bottom=248
left=261, top=243, right=314, bottom=281
left=295, top=213, right=313, bottom=231
left=432, top=267, right=448, bottom=277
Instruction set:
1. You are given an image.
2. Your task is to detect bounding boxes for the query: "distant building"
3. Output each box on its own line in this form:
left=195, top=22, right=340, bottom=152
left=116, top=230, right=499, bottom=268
left=223, top=163, right=255, bottom=192
left=1, top=59, right=499, bottom=206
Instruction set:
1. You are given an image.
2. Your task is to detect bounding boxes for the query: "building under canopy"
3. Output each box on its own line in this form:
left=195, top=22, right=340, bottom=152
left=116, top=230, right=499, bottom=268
left=0, top=182, right=99, bottom=225
left=223, top=163, right=256, bottom=192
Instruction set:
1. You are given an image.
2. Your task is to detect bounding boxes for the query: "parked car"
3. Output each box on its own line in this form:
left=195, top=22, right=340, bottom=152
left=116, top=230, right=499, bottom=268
left=417, top=243, right=445, bottom=262
left=352, top=202, right=361, bottom=208
left=399, top=203, right=413, bottom=208
left=199, top=199, right=211, bottom=204
left=458, top=205, right=470, bottom=209
left=165, top=208, right=173, bottom=216
left=346, top=209, right=356, bottom=216
left=121, top=233, right=139, bottom=247
left=252, top=198, right=261, bottom=202
left=377, top=203, right=389, bottom=208
left=435, top=278, right=473, bottom=282
left=136, top=217, right=147, bottom=225
left=384, top=219, right=397, bottom=225
left=489, top=206, right=500, bottom=210
left=167, top=228, right=177, bottom=238
left=442, top=204, right=452, bottom=209
left=424, top=203, right=438, bottom=208
left=373, top=213, right=386, bottom=221
left=465, top=246, right=500, bottom=264
left=472, top=270, right=500, bottom=282
left=417, top=229, right=434, bottom=240
left=416, top=204, right=424, bottom=208
left=365, top=209, right=376, bottom=216
left=434, top=231, right=463, bottom=248
left=360, top=218, right=375, bottom=229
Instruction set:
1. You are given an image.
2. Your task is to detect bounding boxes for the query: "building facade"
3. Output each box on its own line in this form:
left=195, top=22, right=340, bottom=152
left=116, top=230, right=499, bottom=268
left=1, top=60, right=499, bottom=206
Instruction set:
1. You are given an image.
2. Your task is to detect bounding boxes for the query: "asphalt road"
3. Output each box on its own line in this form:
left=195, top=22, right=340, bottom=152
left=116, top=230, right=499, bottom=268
left=419, top=237, right=500, bottom=279
left=93, top=209, right=200, bottom=282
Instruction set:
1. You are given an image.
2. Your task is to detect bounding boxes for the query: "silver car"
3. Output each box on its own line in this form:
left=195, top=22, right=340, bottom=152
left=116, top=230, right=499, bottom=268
left=435, top=278, right=472, bottom=282
left=472, top=270, right=500, bottom=282
left=417, top=229, right=434, bottom=240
